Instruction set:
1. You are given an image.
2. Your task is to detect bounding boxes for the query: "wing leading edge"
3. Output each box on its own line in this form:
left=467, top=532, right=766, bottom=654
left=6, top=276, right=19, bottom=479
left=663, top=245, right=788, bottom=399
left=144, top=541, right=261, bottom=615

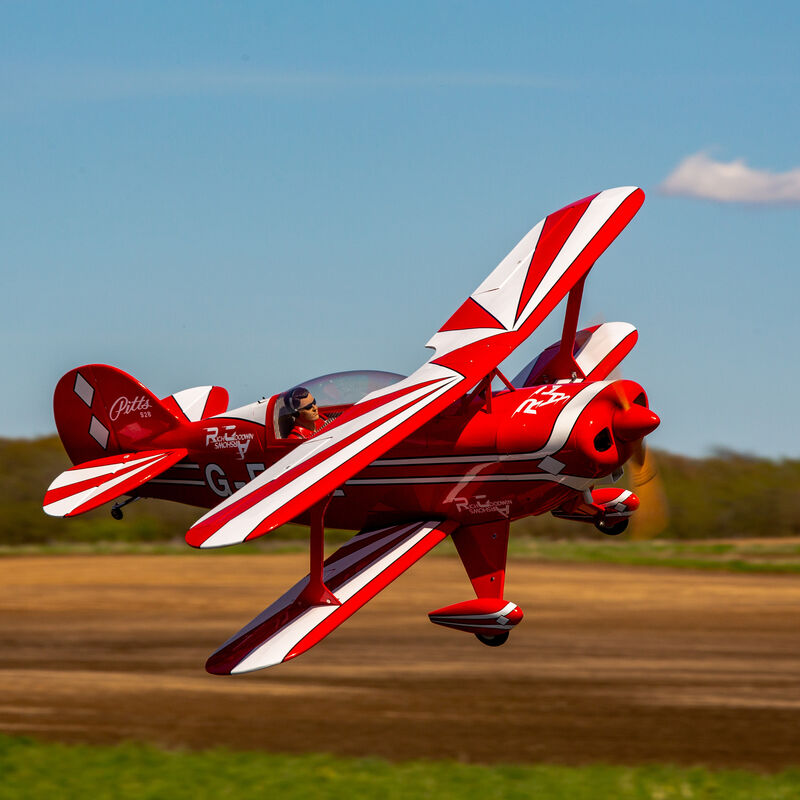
left=187, top=187, right=644, bottom=549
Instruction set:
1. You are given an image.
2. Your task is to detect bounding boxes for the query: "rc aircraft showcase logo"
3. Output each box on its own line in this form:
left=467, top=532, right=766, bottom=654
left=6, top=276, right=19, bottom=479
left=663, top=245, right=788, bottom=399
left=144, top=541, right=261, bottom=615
left=204, top=426, right=255, bottom=460
left=453, top=495, right=512, bottom=518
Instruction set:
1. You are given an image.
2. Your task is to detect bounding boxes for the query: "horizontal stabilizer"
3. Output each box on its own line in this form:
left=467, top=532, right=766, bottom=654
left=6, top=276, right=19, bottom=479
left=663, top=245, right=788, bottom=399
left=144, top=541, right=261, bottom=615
left=206, top=519, right=457, bottom=674
left=161, top=386, right=228, bottom=422
left=43, top=448, right=188, bottom=517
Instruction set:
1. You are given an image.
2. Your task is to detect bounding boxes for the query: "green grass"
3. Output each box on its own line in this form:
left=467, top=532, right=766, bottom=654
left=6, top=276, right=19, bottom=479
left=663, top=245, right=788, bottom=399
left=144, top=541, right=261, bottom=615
left=505, top=537, right=800, bottom=573
left=3, top=536, right=800, bottom=574
left=0, top=736, right=797, bottom=800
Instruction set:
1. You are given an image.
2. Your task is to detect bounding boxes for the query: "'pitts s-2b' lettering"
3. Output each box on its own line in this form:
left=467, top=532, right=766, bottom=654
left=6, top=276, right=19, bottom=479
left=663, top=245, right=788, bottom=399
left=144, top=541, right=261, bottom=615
left=45, top=187, right=660, bottom=674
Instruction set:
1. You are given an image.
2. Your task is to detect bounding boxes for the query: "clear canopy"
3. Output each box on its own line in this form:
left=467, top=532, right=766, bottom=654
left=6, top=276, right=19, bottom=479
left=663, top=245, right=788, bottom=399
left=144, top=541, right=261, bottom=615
left=272, top=370, right=406, bottom=438
left=293, top=370, right=406, bottom=406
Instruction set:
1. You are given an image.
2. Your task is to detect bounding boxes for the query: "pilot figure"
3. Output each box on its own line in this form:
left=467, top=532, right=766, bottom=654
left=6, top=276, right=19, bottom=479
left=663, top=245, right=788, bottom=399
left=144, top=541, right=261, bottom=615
left=285, top=387, right=326, bottom=440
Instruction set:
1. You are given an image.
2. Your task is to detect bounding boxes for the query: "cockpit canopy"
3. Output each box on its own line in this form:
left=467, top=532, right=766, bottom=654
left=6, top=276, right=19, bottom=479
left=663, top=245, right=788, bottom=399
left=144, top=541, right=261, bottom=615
left=273, top=370, right=405, bottom=439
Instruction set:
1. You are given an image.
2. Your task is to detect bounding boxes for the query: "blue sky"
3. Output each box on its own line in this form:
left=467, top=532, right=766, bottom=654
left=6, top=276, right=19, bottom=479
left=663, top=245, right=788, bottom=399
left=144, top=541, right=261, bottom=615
left=2, top=1, right=799, bottom=458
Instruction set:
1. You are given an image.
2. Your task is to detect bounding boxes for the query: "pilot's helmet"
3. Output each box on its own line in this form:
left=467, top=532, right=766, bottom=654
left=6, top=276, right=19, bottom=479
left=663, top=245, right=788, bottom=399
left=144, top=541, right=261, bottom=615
left=284, top=386, right=311, bottom=416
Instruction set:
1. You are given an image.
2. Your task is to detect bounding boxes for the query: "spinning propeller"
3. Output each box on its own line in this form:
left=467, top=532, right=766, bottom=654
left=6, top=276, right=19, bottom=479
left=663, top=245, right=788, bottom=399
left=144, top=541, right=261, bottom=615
left=611, top=380, right=668, bottom=540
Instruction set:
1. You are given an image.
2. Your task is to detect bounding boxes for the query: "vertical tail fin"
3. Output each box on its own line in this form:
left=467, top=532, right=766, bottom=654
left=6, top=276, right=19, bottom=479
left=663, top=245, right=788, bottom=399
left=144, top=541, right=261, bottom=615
left=54, top=364, right=182, bottom=465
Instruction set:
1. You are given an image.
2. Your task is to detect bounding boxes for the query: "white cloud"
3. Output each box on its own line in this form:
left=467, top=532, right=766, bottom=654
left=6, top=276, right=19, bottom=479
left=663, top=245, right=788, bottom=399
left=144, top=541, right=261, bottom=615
left=660, top=152, right=800, bottom=205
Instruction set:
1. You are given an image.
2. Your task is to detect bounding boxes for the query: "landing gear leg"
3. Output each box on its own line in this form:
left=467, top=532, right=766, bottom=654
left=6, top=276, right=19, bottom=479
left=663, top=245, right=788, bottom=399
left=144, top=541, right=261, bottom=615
left=111, top=496, right=139, bottom=520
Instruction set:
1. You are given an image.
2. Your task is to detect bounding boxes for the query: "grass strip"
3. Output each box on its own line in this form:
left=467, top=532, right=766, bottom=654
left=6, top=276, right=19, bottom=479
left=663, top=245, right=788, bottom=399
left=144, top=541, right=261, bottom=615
left=0, top=735, right=798, bottom=800
left=506, top=538, right=800, bottom=573
left=3, top=537, right=800, bottom=574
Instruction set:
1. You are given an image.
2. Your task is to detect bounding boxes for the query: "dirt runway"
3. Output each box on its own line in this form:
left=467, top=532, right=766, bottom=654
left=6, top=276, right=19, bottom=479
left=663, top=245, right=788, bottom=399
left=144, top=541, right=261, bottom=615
left=1, top=554, right=798, bottom=770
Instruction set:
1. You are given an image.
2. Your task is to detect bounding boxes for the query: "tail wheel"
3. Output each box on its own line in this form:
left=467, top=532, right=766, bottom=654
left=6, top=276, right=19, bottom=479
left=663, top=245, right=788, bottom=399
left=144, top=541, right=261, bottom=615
left=475, top=631, right=510, bottom=647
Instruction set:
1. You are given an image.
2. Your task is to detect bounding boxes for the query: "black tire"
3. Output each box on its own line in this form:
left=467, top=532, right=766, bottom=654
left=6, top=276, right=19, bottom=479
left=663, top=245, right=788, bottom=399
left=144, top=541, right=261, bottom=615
left=111, top=507, right=123, bottom=521
left=475, top=631, right=510, bottom=647
left=595, top=518, right=628, bottom=536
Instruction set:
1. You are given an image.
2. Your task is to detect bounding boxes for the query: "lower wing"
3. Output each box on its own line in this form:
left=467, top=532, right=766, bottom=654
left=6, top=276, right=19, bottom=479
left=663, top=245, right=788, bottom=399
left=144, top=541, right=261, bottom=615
left=206, top=519, right=457, bottom=674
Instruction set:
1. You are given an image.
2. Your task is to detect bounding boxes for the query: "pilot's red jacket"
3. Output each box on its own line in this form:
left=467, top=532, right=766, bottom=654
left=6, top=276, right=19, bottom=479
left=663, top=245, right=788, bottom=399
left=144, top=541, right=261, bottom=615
left=288, top=416, right=327, bottom=441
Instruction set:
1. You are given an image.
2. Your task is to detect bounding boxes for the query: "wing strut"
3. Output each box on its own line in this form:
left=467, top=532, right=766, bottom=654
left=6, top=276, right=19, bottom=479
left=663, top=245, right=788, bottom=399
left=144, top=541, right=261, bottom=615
left=460, top=367, right=517, bottom=415
left=548, top=274, right=588, bottom=381
left=299, top=495, right=340, bottom=607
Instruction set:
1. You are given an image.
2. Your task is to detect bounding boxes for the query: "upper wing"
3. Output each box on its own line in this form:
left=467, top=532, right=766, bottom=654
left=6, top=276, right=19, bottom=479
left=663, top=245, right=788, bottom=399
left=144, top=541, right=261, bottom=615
left=512, top=321, right=639, bottom=386
left=187, top=186, right=644, bottom=548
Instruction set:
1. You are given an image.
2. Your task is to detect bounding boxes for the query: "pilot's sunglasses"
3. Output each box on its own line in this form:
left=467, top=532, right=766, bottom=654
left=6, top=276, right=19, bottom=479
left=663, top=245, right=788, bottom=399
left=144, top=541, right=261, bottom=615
left=299, top=400, right=317, bottom=411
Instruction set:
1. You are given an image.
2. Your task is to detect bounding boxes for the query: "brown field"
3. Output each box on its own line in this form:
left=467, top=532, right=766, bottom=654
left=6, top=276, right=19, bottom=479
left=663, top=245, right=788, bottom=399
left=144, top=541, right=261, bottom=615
left=1, top=553, right=798, bottom=770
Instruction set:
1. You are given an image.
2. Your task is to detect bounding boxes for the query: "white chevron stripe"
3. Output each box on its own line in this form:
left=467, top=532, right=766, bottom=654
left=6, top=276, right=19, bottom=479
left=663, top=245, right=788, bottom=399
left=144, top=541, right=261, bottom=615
left=514, top=188, right=637, bottom=330
left=425, top=327, right=506, bottom=360
left=170, top=386, right=213, bottom=421
left=47, top=452, right=164, bottom=490
left=470, top=219, right=545, bottom=330
left=575, top=322, right=636, bottom=376
left=44, top=455, right=167, bottom=517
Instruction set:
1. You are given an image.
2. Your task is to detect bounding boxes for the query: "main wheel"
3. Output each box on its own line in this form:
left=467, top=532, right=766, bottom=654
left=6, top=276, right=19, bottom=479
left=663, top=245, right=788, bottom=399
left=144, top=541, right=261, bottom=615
left=110, top=507, right=123, bottom=521
left=595, top=518, right=628, bottom=536
left=475, top=631, right=509, bottom=647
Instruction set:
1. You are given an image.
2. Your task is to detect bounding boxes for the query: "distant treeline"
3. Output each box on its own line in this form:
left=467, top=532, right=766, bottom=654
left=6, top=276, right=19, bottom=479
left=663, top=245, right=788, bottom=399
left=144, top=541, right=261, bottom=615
left=3, top=436, right=799, bottom=545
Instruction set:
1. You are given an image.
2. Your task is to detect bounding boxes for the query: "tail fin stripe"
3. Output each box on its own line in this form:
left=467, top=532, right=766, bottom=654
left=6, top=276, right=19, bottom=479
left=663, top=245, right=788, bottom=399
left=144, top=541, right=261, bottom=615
left=74, top=372, right=95, bottom=407
left=89, top=417, right=110, bottom=449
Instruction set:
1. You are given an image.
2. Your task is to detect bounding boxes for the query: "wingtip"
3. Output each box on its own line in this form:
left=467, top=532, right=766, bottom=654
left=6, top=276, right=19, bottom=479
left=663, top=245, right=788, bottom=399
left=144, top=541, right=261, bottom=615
left=602, top=185, right=645, bottom=203
left=185, top=522, right=215, bottom=549
left=205, top=646, right=283, bottom=675
left=599, top=186, right=645, bottom=219
left=205, top=652, right=234, bottom=675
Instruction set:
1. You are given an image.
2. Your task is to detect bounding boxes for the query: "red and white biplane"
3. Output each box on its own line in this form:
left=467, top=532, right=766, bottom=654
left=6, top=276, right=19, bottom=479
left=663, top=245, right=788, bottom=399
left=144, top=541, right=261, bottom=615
left=44, top=186, right=659, bottom=674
